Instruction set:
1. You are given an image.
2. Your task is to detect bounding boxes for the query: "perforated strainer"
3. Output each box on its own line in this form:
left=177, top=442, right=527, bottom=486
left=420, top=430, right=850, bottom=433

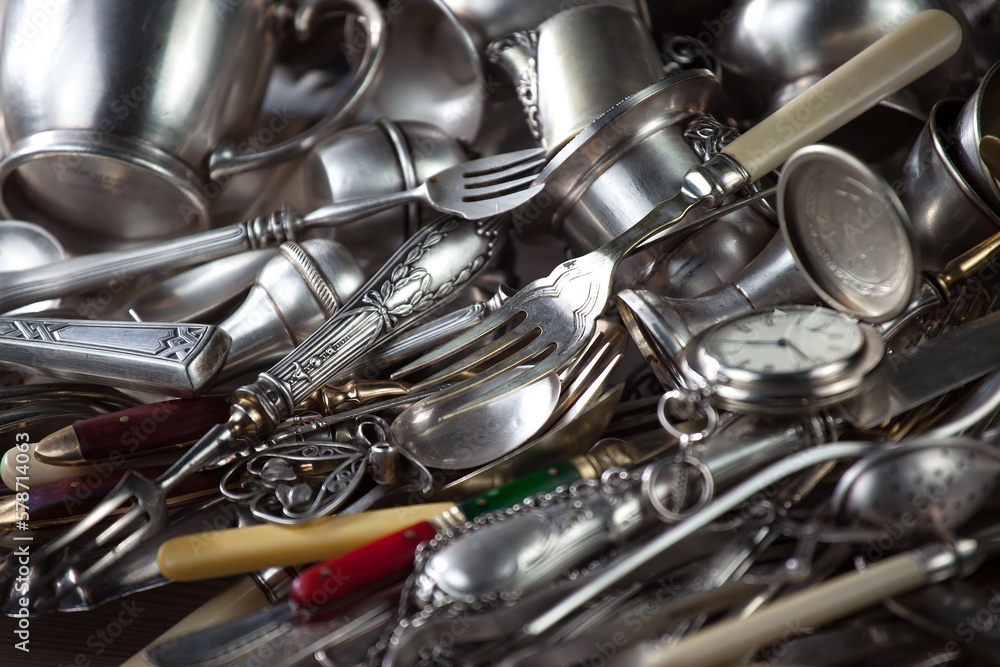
left=831, top=436, right=1000, bottom=538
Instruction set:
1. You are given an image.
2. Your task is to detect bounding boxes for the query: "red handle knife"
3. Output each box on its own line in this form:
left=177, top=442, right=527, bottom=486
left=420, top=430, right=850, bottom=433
left=33, top=396, right=232, bottom=465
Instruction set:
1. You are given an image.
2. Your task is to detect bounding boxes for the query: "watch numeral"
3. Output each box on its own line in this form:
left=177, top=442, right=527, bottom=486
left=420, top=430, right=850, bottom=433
left=763, top=363, right=775, bottom=373
left=735, top=323, right=752, bottom=334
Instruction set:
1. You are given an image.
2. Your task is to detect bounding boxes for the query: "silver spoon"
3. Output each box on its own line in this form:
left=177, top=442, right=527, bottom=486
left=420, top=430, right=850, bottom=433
left=390, top=364, right=561, bottom=470
left=831, top=437, right=1000, bottom=540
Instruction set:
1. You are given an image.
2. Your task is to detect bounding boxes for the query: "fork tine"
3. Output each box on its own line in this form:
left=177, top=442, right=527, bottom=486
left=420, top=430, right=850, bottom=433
left=392, top=305, right=524, bottom=379
left=404, top=322, right=541, bottom=386
left=460, top=148, right=545, bottom=178
left=15, top=471, right=164, bottom=612
left=418, top=335, right=556, bottom=410
left=435, top=355, right=567, bottom=423
left=462, top=158, right=546, bottom=191
left=462, top=174, right=541, bottom=202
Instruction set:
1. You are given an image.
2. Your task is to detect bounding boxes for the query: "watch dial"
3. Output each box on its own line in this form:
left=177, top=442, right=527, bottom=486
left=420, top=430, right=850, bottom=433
left=705, top=308, right=864, bottom=374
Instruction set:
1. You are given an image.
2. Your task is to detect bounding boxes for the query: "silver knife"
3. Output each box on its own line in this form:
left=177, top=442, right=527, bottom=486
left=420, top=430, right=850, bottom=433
left=0, top=317, right=230, bottom=397
left=144, top=582, right=401, bottom=667
left=839, top=309, right=1000, bottom=429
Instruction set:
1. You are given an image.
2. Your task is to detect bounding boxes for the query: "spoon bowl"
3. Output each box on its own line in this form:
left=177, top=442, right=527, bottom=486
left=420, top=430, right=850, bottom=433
left=391, top=365, right=560, bottom=470
left=832, top=437, right=1000, bottom=538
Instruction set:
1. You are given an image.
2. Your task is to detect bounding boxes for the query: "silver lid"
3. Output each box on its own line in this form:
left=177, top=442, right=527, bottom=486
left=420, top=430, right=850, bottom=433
left=779, top=144, right=919, bottom=323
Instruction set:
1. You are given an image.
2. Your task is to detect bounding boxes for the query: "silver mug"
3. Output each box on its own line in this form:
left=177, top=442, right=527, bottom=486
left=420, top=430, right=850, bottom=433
left=0, top=0, right=385, bottom=240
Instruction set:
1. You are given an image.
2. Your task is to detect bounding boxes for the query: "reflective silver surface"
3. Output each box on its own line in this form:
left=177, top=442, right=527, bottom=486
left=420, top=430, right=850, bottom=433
left=779, top=145, right=920, bottom=322
left=0, top=220, right=65, bottom=315
left=715, top=0, right=977, bottom=119
left=616, top=233, right=816, bottom=387
left=0, top=318, right=230, bottom=397
left=901, top=99, right=1000, bottom=272
left=0, top=0, right=384, bottom=238
left=216, top=239, right=365, bottom=383
left=303, top=119, right=467, bottom=272
left=953, top=58, right=1000, bottom=209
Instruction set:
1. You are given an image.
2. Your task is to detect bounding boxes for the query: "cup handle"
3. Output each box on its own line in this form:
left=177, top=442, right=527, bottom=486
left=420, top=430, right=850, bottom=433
left=206, top=0, right=386, bottom=180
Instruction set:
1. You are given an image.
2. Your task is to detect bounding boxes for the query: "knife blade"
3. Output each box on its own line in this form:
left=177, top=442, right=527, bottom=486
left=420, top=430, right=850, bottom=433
left=144, top=578, right=403, bottom=667
left=839, top=309, right=1000, bottom=429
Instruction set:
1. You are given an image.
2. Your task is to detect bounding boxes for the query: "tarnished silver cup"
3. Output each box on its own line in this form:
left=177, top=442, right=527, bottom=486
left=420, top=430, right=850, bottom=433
left=514, top=69, right=776, bottom=294
left=0, top=0, right=385, bottom=240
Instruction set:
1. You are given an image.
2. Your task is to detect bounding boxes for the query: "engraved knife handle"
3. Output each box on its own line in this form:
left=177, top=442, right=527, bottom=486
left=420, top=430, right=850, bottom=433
left=236, top=215, right=507, bottom=429
left=0, top=207, right=302, bottom=314
left=0, top=319, right=231, bottom=398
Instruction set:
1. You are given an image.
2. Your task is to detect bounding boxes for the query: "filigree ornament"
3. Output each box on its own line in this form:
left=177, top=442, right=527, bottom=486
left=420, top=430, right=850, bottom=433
left=220, top=440, right=367, bottom=525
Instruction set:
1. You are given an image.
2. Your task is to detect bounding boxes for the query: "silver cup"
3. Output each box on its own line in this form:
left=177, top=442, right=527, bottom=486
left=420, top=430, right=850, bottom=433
left=953, top=58, right=1000, bottom=211
left=488, top=3, right=663, bottom=155
left=901, top=99, right=1000, bottom=273
left=361, top=0, right=484, bottom=143
left=0, top=0, right=385, bottom=240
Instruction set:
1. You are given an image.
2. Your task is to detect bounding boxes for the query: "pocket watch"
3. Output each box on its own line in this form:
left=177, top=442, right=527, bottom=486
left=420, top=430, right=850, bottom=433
left=678, top=305, right=884, bottom=414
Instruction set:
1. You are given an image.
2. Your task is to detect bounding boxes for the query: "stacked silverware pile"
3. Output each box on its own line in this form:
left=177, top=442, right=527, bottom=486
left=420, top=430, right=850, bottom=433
left=4, top=1, right=1000, bottom=665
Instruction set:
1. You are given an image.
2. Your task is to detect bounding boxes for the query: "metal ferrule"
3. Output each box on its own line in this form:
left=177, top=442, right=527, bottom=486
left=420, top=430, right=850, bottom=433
left=681, top=153, right=751, bottom=208
left=245, top=205, right=304, bottom=249
left=431, top=505, right=469, bottom=533
left=913, top=538, right=981, bottom=584
left=249, top=566, right=299, bottom=604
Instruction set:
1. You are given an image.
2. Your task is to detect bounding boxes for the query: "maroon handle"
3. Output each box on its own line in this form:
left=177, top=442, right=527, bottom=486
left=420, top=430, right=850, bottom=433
left=12, top=465, right=224, bottom=527
left=74, top=396, right=232, bottom=461
left=290, top=520, right=438, bottom=613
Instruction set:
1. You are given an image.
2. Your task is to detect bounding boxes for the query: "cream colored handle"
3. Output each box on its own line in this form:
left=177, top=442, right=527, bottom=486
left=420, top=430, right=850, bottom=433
left=723, top=9, right=962, bottom=181
left=157, top=502, right=453, bottom=581
left=122, top=576, right=271, bottom=667
left=639, top=552, right=929, bottom=667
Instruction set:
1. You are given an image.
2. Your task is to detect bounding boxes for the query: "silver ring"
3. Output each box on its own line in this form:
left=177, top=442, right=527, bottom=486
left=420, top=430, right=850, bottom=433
left=641, top=455, right=715, bottom=523
left=657, top=390, right=718, bottom=443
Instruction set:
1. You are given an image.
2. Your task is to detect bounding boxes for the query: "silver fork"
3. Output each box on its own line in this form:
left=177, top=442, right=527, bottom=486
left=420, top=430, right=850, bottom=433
left=0, top=148, right=544, bottom=314
left=392, top=10, right=962, bottom=417
left=303, top=146, right=546, bottom=226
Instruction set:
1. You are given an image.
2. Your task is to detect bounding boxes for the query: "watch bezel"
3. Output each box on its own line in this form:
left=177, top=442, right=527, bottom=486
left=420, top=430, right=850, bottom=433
left=680, top=306, right=885, bottom=414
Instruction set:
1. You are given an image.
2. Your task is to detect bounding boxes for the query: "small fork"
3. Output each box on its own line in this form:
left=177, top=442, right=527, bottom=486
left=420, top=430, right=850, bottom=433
left=393, top=10, right=962, bottom=418
left=302, top=147, right=546, bottom=226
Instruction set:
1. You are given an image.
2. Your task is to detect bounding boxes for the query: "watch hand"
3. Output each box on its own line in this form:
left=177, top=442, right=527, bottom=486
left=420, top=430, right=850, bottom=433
left=783, top=339, right=817, bottom=363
